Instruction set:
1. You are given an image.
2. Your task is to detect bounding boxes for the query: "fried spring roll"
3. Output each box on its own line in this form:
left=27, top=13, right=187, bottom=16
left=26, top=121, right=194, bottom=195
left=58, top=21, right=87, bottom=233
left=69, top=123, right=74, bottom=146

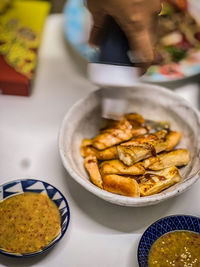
left=84, top=156, right=103, bottom=189
left=103, top=174, right=140, bottom=197
left=142, top=149, right=190, bottom=170
left=92, top=118, right=132, bottom=150
left=139, top=166, right=181, bottom=196
left=100, top=160, right=145, bottom=175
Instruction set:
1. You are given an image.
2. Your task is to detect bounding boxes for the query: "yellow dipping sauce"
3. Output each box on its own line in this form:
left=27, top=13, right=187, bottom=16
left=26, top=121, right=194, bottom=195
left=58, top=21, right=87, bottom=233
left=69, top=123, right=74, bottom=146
left=148, top=230, right=200, bottom=267
left=0, top=192, right=61, bottom=254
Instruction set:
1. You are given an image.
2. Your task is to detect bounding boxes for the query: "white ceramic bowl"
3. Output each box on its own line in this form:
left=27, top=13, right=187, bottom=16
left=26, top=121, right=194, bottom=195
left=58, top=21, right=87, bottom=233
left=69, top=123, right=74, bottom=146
left=59, top=84, right=200, bottom=207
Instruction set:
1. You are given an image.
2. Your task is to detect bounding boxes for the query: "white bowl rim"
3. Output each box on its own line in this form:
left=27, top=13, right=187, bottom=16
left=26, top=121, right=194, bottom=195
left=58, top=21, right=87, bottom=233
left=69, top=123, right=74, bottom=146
left=59, top=83, right=200, bottom=206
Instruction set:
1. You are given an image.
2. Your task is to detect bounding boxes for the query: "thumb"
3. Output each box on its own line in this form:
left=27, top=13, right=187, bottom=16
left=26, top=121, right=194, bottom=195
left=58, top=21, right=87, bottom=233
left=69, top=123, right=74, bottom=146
left=128, top=28, right=154, bottom=64
left=89, top=11, right=107, bottom=46
left=116, top=15, right=155, bottom=64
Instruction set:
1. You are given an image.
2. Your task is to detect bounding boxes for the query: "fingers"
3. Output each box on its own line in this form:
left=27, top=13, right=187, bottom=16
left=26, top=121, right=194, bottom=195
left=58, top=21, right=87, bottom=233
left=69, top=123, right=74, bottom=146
left=87, top=0, right=161, bottom=69
left=88, top=11, right=107, bottom=46
left=115, top=0, right=161, bottom=65
left=126, top=24, right=155, bottom=63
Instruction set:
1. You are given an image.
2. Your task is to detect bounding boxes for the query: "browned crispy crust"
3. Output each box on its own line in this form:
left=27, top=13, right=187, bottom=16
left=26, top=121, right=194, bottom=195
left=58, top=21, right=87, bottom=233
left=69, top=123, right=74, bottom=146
left=125, top=113, right=148, bottom=136
left=142, top=149, right=190, bottom=170
left=125, top=113, right=145, bottom=125
left=81, top=114, right=188, bottom=198
left=84, top=156, right=103, bottom=189
left=139, top=166, right=181, bottom=196
left=81, top=139, right=118, bottom=160
left=92, top=118, right=132, bottom=150
left=103, top=174, right=140, bottom=197
left=117, top=130, right=168, bottom=166
left=131, top=127, right=148, bottom=137
left=100, top=160, right=145, bottom=175
left=165, top=131, right=182, bottom=151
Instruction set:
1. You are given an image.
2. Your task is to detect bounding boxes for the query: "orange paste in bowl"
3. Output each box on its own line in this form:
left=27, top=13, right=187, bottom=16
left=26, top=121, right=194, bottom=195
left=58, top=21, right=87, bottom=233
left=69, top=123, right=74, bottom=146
left=0, top=192, right=61, bottom=254
left=148, top=230, right=200, bottom=267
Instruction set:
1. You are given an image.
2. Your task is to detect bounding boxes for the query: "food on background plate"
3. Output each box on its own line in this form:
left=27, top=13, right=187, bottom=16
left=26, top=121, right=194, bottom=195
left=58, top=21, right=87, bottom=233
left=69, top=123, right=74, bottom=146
left=0, top=192, right=61, bottom=254
left=148, top=230, right=200, bottom=266
left=156, top=0, right=200, bottom=65
left=81, top=113, right=190, bottom=197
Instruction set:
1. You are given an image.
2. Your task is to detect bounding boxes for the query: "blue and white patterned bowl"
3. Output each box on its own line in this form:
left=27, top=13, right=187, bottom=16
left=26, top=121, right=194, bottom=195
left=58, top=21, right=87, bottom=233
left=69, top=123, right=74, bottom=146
left=137, top=215, right=200, bottom=267
left=0, top=179, right=70, bottom=257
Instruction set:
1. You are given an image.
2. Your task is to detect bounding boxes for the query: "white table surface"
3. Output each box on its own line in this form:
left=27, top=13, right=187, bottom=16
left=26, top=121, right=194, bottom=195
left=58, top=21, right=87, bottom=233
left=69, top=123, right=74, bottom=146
left=0, top=15, right=200, bottom=267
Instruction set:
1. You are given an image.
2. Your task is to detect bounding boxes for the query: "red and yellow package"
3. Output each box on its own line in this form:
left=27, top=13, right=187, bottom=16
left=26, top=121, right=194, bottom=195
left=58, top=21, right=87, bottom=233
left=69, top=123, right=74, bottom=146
left=0, top=0, right=50, bottom=96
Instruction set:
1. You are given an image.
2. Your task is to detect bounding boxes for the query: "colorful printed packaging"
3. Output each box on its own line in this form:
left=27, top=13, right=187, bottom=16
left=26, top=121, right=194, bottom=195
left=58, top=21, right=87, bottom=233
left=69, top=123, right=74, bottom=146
left=0, top=0, right=50, bottom=96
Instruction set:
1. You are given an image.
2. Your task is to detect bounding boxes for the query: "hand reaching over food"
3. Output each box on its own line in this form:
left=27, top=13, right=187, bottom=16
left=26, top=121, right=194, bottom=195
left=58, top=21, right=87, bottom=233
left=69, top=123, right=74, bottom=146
left=81, top=113, right=190, bottom=197
left=87, top=0, right=161, bottom=67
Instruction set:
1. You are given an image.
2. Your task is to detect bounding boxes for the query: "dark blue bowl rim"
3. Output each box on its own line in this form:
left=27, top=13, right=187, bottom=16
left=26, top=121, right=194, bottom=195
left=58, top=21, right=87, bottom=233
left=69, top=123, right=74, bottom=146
left=137, top=214, right=200, bottom=267
left=0, top=178, right=70, bottom=258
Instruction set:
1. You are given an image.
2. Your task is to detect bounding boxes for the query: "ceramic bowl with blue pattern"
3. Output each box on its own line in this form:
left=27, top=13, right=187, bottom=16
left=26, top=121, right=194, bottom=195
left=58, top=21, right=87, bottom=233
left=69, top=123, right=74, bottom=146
left=137, top=215, right=200, bottom=266
left=0, top=179, right=70, bottom=257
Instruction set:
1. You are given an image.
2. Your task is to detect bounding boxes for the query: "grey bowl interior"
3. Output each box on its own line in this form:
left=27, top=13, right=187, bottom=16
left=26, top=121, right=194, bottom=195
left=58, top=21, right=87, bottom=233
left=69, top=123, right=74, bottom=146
left=59, top=84, right=200, bottom=206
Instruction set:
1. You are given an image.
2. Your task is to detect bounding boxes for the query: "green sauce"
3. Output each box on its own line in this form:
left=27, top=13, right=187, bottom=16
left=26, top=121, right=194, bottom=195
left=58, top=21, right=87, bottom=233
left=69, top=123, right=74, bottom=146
left=148, top=230, right=200, bottom=267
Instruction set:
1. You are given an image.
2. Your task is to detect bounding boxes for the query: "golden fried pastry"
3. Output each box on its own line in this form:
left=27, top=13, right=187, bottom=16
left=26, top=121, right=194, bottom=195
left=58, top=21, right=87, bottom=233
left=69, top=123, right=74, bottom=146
left=125, top=113, right=145, bottom=125
left=131, top=127, right=148, bottom=137
left=80, top=113, right=189, bottom=198
left=119, top=130, right=168, bottom=147
left=125, top=113, right=148, bottom=136
left=117, top=145, right=155, bottom=167
left=117, top=130, right=168, bottom=166
left=84, top=156, right=103, bottom=189
left=81, top=139, right=118, bottom=160
left=103, top=174, right=140, bottom=197
left=139, top=166, right=181, bottom=196
left=92, top=118, right=132, bottom=150
left=143, top=149, right=190, bottom=170
left=100, top=160, right=145, bottom=175
left=166, top=131, right=182, bottom=151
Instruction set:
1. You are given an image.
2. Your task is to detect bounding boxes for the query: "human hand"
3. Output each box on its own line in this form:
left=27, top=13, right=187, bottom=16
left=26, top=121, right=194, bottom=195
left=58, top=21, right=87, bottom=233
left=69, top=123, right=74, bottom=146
left=87, top=0, right=161, bottom=69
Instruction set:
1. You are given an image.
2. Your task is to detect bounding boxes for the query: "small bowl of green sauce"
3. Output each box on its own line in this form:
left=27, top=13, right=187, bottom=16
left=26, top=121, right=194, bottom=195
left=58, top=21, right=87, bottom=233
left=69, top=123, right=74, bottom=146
left=138, top=215, right=200, bottom=267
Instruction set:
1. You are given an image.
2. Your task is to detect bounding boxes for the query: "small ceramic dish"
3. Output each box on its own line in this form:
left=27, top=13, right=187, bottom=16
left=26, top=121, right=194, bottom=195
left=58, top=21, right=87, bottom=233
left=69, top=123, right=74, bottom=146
left=59, top=84, right=200, bottom=207
left=0, top=179, right=70, bottom=257
left=137, top=214, right=200, bottom=267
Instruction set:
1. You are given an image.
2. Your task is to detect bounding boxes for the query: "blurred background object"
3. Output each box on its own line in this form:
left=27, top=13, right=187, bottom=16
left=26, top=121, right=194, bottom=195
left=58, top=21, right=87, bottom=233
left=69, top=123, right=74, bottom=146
left=63, top=0, right=200, bottom=83
left=0, top=0, right=50, bottom=96
left=50, top=0, right=66, bottom=13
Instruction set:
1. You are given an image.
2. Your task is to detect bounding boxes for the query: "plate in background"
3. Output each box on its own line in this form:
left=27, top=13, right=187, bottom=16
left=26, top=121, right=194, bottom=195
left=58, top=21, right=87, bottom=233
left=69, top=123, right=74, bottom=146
left=63, top=0, right=200, bottom=82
